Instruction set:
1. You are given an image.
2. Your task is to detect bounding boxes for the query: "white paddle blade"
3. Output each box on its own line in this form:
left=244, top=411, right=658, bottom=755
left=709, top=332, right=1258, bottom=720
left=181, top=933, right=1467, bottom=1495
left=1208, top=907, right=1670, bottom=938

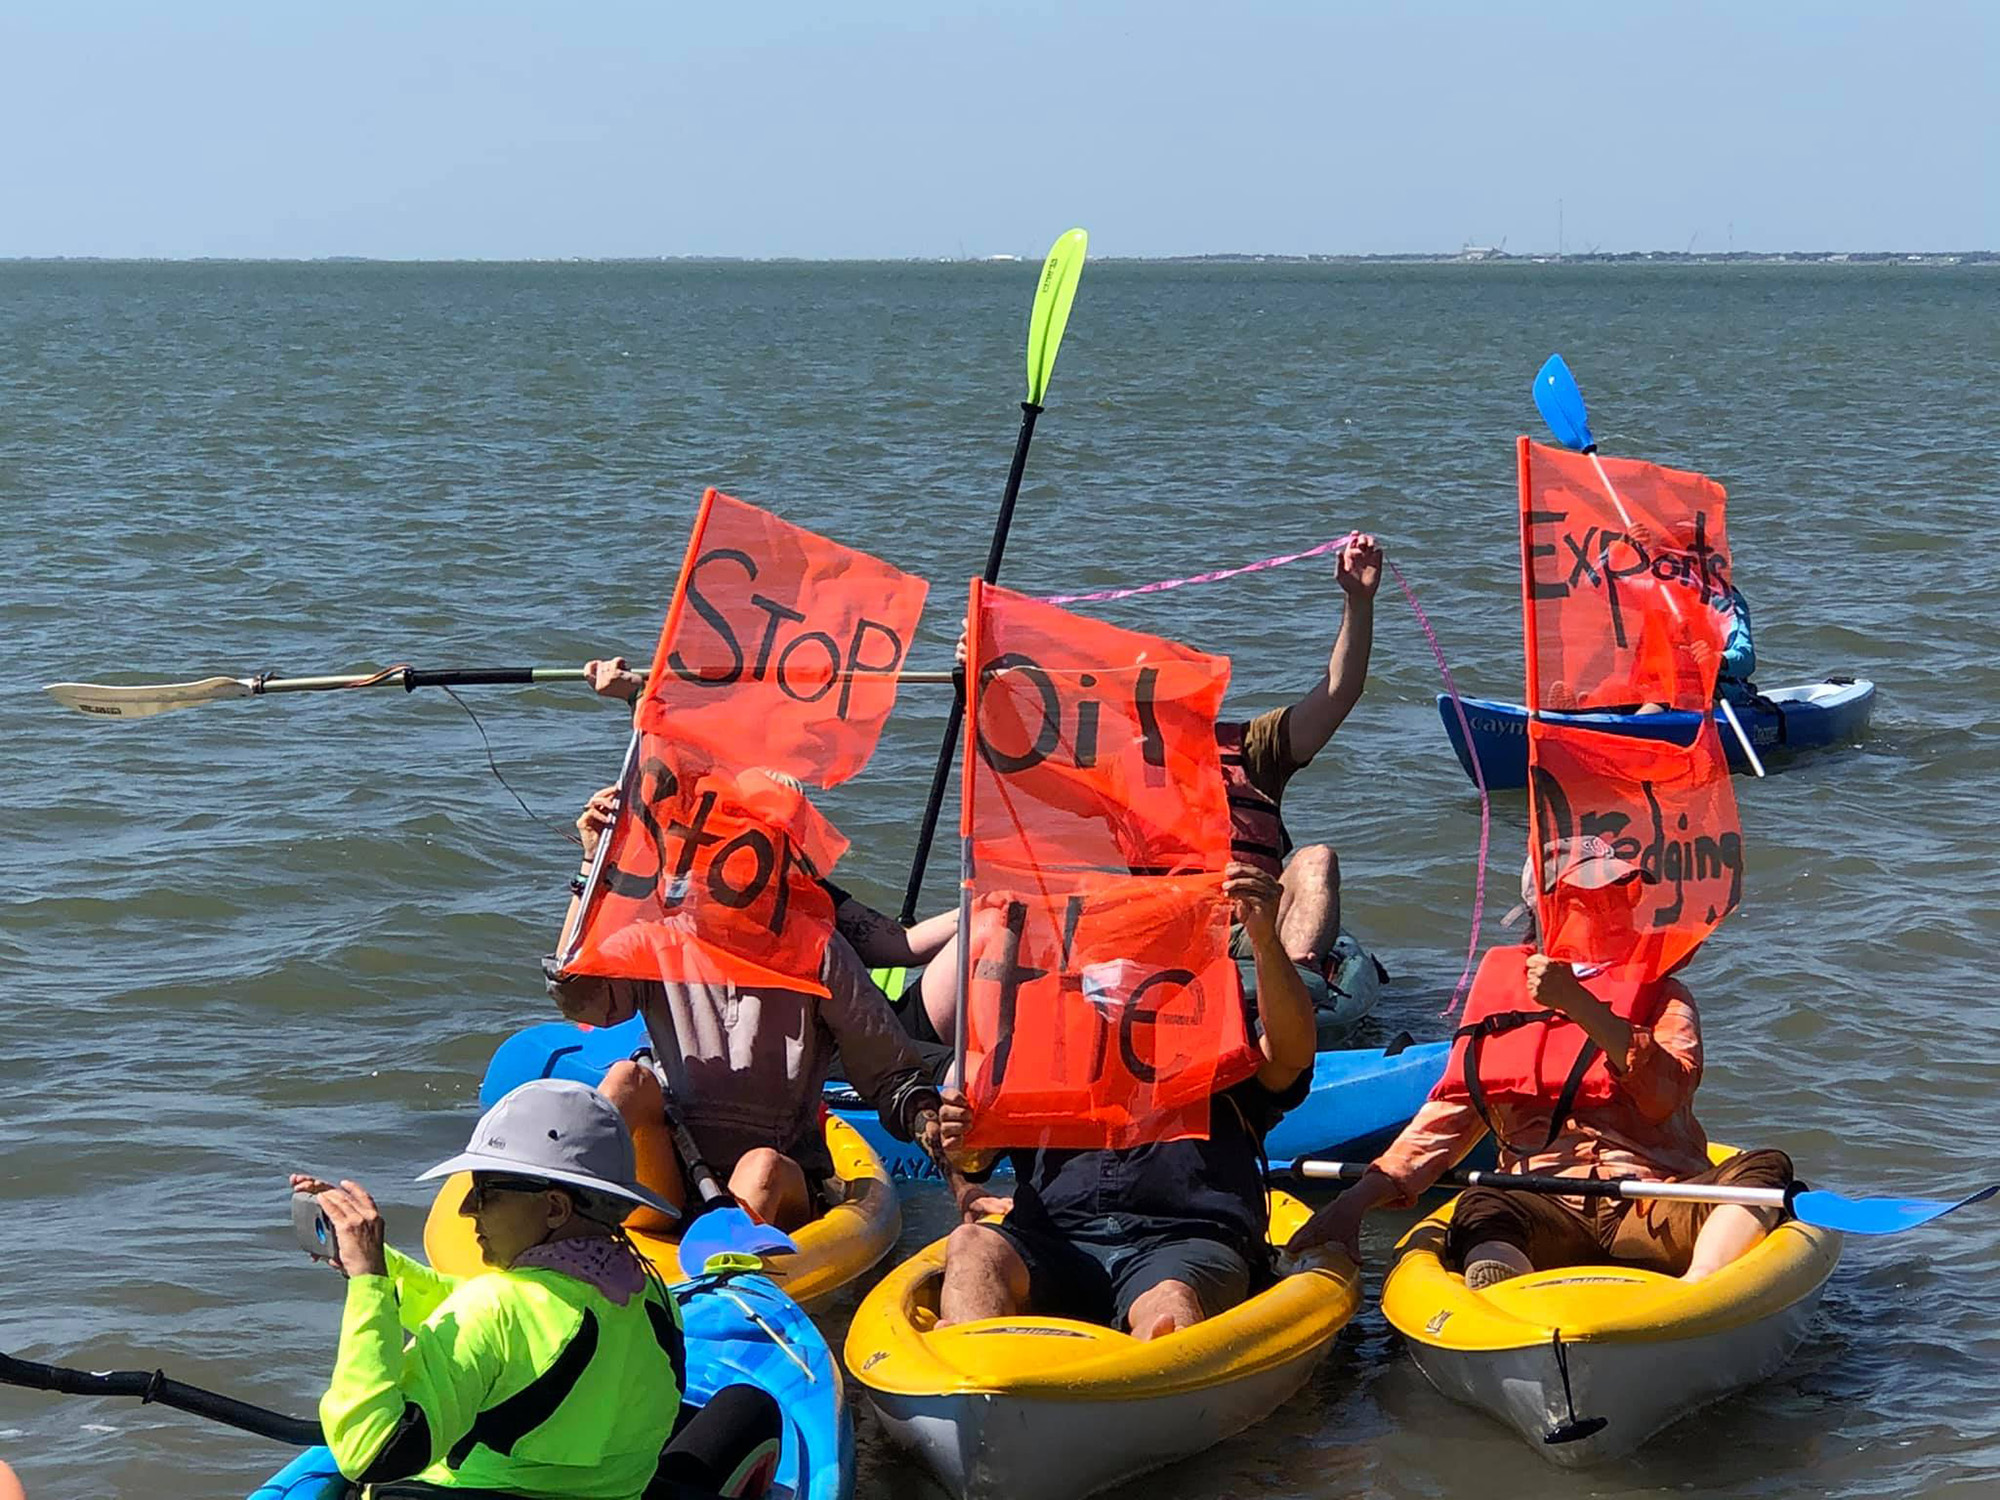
left=44, top=676, right=255, bottom=718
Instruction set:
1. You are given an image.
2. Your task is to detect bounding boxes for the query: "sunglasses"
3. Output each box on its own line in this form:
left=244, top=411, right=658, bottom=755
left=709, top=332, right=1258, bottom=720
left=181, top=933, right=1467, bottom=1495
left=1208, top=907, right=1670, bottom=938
left=464, top=1174, right=553, bottom=1211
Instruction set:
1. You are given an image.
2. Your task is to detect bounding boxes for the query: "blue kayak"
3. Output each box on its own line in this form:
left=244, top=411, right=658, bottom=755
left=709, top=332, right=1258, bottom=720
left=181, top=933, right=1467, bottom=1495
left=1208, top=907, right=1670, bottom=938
left=482, top=1015, right=1450, bottom=1188
left=1436, top=679, right=1876, bottom=790
left=247, top=1272, right=848, bottom=1500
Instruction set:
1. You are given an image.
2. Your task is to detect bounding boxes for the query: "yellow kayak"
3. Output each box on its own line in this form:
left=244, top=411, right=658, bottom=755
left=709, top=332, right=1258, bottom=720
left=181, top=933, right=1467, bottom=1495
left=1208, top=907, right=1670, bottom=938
left=1381, top=1143, right=1843, bottom=1465
left=844, top=1190, right=1359, bottom=1500
left=425, top=1112, right=900, bottom=1308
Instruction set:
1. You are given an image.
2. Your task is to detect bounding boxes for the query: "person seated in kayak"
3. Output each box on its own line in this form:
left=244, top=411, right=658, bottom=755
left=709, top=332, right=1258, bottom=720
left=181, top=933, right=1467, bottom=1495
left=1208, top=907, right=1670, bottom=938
left=906, top=532, right=1383, bottom=1048
left=548, top=782, right=947, bottom=1235
left=586, top=654, right=962, bottom=1039
left=1541, top=521, right=1757, bottom=715
left=1286, top=843, right=1790, bottom=1288
left=931, top=861, right=1317, bottom=1341
left=293, top=1078, right=783, bottom=1499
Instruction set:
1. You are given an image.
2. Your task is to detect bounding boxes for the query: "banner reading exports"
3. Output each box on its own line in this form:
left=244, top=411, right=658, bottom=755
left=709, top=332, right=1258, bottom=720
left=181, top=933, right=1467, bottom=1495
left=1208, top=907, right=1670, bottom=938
left=958, top=582, right=1258, bottom=1150
left=1519, top=439, right=1735, bottom=714
left=1528, top=715, right=1743, bottom=980
left=639, top=488, right=931, bottom=788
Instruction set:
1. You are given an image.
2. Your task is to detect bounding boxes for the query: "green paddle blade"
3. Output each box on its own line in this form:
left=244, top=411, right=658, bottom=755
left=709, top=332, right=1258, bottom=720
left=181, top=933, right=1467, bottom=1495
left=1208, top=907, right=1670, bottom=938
left=1026, top=227, right=1088, bottom=406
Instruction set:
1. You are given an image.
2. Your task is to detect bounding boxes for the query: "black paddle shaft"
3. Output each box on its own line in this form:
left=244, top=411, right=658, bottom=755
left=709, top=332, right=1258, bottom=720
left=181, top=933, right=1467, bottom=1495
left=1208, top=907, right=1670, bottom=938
left=898, top=400, right=1044, bottom=925
left=401, top=668, right=542, bottom=689
left=0, top=1351, right=320, bottom=1447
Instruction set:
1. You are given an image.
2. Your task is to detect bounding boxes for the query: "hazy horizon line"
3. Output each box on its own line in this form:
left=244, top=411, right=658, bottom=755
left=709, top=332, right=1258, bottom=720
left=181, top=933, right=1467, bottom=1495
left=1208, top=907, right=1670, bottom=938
left=2, top=247, right=1993, bottom=268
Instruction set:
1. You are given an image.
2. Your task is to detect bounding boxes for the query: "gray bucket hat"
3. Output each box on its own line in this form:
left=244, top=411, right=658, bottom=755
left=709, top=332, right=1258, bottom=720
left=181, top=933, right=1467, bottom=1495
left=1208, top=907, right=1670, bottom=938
left=418, top=1078, right=678, bottom=1219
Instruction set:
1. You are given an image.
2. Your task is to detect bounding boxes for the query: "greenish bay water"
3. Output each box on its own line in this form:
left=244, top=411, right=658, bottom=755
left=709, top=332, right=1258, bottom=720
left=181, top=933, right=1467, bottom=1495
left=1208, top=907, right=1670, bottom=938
left=2, top=261, right=1996, bottom=1498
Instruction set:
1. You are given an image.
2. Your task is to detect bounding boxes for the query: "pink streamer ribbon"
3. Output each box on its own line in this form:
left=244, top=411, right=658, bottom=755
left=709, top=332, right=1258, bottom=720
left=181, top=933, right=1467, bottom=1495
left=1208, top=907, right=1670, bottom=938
left=1043, top=535, right=1493, bottom=1012
left=1042, top=535, right=1356, bottom=605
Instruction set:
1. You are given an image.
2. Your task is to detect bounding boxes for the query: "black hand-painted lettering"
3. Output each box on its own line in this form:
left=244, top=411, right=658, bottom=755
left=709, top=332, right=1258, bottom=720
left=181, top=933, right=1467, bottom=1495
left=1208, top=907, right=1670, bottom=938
left=663, top=790, right=725, bottom=880
left=1117, top=968, right=1198, bottom=1084
left=976, top=900, right=1043, bottom=1089
left=1133, top=666, right=1165, bottom=768
left=745, top=593, right=808, bottom=681
left=777, top=630, right=840, bottom=704
left=668, top=549, right=754, bottom=685
left=1639, top=782, right=1686, bottom=926
left=604, top=757, right=678, bottom=901
left=976, top=653, right=1062, bottom=774
left=706, top=827, right=776, bottom=911
left=839, top=617, right=907, bottom=721
left=1527, top=509, right=1572, bottom=600
left=1562, top=525, right=1602, bottom=591
left=1074, top=698, right=1101, bottom=768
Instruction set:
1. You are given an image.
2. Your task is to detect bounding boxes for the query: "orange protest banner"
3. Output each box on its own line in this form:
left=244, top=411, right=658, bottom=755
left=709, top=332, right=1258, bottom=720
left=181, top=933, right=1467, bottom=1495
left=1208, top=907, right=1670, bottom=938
left=1518, top=438, right=1735, bottom=714
left=638, top=488, right=931, bottom=788
left=564, top=742, right=848, bottom=996
left=958, top=582, right=1258, bottom=1150
left=1527, top=715, right=1743, bottom=979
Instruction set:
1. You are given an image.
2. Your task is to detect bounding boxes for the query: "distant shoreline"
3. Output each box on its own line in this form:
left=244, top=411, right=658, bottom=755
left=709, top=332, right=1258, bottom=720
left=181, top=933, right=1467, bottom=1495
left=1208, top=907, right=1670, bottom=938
left=1, top=250, right=1991, bottom=267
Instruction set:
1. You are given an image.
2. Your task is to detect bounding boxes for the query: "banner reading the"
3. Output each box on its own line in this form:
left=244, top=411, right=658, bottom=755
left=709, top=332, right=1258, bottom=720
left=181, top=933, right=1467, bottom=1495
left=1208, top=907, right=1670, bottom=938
left=1519, top=439, right=1735, bottom=713
left=639, top=488, right=931, bottom=788
left=1528, top=715, right=1743, bottom=979
left=959, top=582, right=1258, bottom=1150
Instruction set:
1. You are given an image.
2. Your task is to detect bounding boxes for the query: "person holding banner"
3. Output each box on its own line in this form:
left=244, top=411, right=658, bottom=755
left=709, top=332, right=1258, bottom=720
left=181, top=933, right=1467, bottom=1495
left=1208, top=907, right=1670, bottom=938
left=1214, top=531, right=1383, bottom=1015
left=1285, top=845, right=1791, bottom=1288
left=908, top=531, right=1385, bottom=1051
left=586, top=651, right=963, bottom=1031
left=932, top=860, right=1317, bottom=1342
left=548, top=783, right=946, bottom=1234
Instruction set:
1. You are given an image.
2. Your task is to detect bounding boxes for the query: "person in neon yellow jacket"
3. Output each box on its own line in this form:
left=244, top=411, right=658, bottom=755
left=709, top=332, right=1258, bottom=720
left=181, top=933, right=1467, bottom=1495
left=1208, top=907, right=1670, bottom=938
left=294, top=1080, right=778, bottom=1499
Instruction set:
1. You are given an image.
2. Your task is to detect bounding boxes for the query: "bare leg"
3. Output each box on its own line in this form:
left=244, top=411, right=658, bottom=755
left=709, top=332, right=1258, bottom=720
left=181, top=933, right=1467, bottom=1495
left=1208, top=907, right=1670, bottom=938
left=727, top=1148, right=813, bottom=1232
left=919, top=932, right=959, bottom=1045
left=1276, top=844, right=1341, bottom=974
left=1680, top=1204, right=1777, bottom=1282
left=599, top=1061, right=685, bottom=1233
left=1124, top=1279, right=1206, bottom=1341
left=936, top=1223, right=1030, bottom=1327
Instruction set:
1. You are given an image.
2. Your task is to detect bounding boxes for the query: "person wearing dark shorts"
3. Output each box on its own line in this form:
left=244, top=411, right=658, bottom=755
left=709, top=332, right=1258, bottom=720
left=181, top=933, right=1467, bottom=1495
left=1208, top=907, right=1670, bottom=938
left=993, top=1214, right=1255, bottom=1328
left=933, top=862, right=1317, bottom=1340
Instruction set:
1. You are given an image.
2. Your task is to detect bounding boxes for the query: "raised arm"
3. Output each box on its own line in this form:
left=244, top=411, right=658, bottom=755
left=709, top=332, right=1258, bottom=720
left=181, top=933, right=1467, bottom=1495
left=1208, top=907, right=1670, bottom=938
left=1226, top=862, right=1316, bottom=1089
left=1284, top=534, right=1383, bottom=765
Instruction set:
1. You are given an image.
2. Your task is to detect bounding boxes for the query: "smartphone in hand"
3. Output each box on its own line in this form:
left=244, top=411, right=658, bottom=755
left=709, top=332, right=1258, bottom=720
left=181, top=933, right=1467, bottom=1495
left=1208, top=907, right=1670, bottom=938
left=292, top=1191, right=336, bottom=1261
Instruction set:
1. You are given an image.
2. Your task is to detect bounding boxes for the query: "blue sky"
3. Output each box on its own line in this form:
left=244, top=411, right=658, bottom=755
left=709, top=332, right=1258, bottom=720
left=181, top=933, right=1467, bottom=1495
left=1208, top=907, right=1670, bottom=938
left=1, top=1, right=1992, bottom=258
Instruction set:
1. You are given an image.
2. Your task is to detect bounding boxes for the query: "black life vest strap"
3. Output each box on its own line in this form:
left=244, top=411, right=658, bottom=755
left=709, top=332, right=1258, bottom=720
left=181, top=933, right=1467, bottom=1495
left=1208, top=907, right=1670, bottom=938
left=1455, top=1011, right=1604, bottom=1159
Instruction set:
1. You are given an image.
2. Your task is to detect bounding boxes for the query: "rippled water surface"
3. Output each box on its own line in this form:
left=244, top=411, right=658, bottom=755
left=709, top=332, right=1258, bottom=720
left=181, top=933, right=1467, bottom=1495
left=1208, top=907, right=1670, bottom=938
left=3, top=261, right=1996, bottom=1498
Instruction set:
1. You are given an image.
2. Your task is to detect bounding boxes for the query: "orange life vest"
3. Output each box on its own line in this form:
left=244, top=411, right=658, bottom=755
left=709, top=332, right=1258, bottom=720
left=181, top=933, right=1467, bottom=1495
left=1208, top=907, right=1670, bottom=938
left=1214, top=720, right=1291, bottom=879
left=1434, top=943, right=1669, bottom=1153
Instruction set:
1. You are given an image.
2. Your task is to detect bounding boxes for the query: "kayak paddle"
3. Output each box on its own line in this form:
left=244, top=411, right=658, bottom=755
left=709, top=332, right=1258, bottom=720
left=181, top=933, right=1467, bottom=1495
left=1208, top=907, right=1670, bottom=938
left=1291, top=1157, right=2000, bottom=1236
left=45, top=665, right=955, bottom=719
left=897, top=226, right=1089, bottom=925
left=0, top=1349, right=319, bottom=1446
left=1529, top=353, right=1766, bottom=776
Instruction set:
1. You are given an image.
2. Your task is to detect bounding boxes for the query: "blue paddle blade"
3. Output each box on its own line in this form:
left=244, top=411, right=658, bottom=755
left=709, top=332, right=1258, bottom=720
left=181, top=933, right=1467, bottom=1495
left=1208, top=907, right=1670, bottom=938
left=1532, top=353, right=1597, bottom=453
left=1793, top=1182, right=2000, bottom=1236
left=676, top=1206, right=796, bottom=1273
